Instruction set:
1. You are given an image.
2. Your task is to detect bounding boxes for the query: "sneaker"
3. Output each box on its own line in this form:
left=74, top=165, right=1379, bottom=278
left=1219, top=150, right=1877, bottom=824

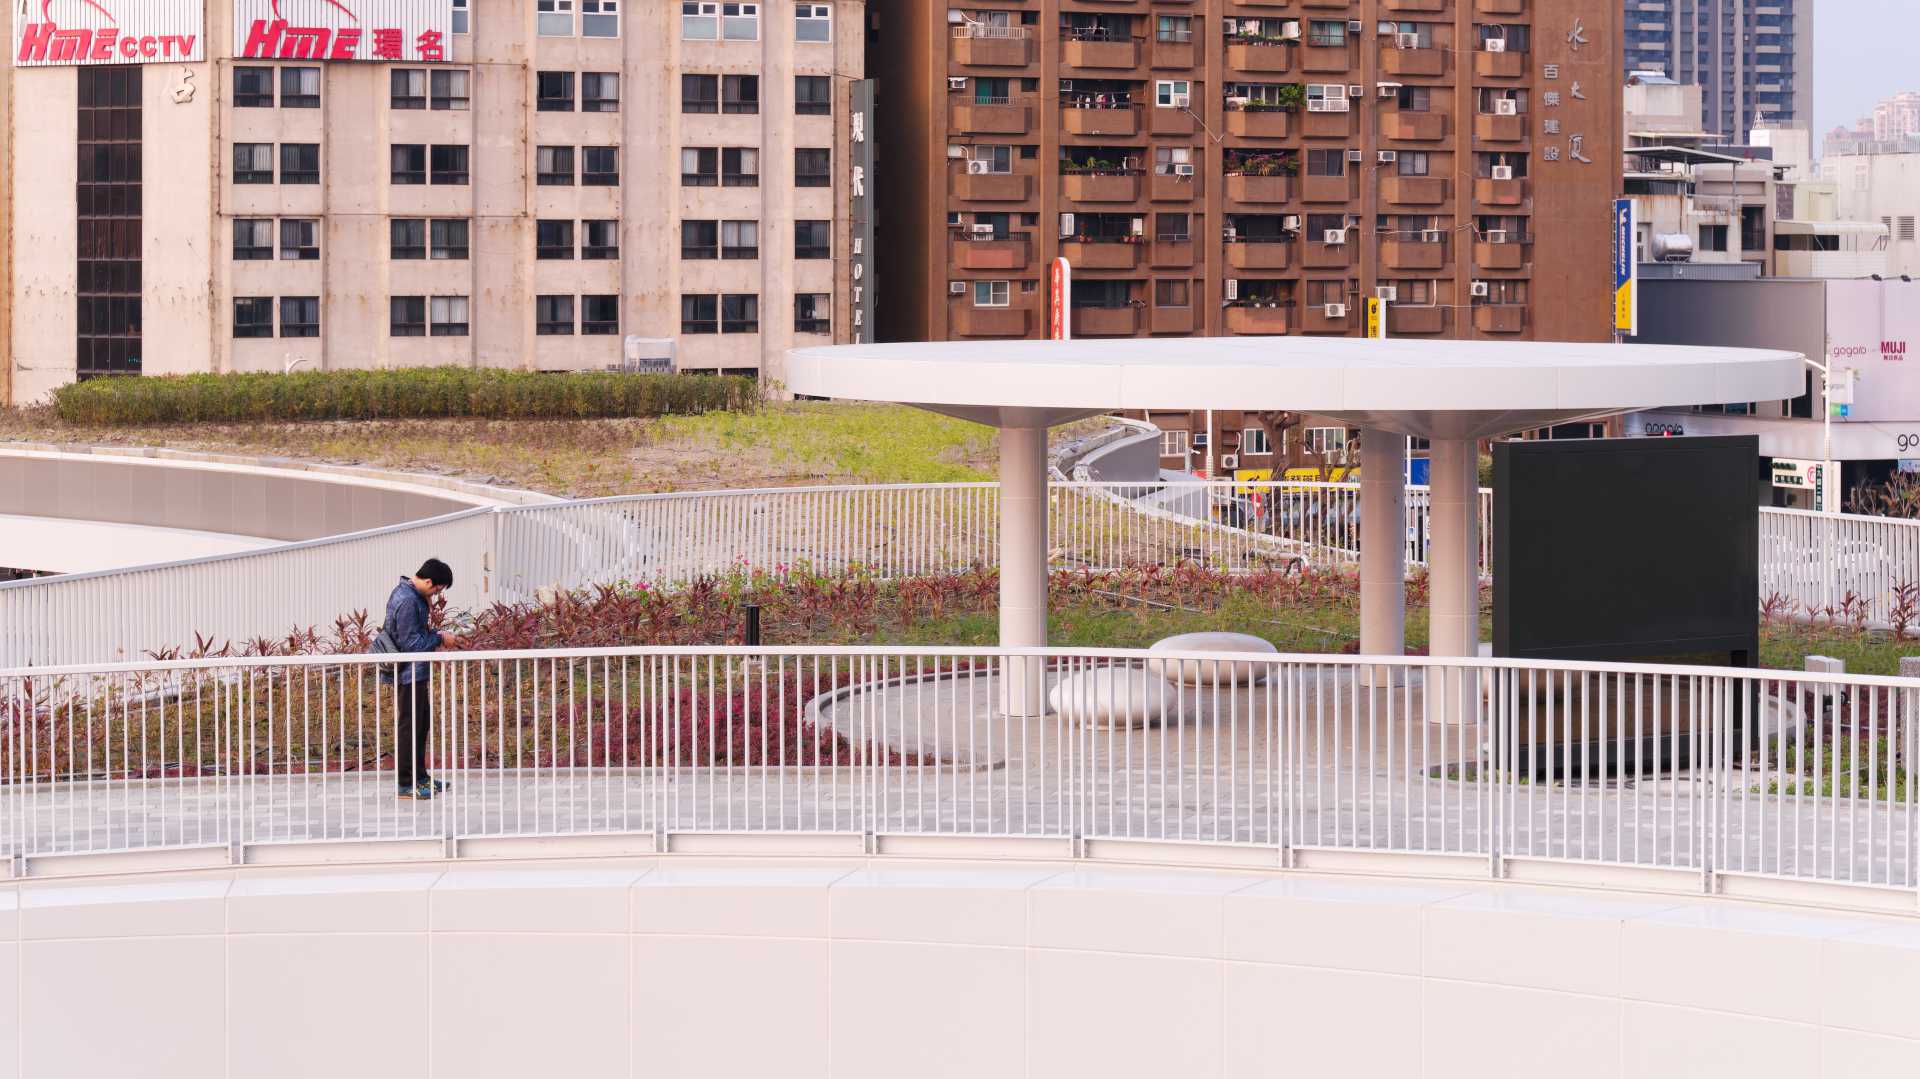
left=397, top=782, right=434, bottom=800
left=430, top=779, right=450, bottom=793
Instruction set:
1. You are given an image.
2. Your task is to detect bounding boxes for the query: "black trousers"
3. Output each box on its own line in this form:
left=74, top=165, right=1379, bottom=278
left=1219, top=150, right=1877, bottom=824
left=394, top=677, right=433, bottom=790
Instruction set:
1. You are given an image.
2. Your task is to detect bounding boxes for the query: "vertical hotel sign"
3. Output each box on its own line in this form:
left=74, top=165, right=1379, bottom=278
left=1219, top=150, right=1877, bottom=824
left=15, top=0, right=206, bottom=65
left=234, top=0, right=451, bottom=61
left=1613, top=198, right=1637, bottom=336
left=849, top=80, right=876, bottom=344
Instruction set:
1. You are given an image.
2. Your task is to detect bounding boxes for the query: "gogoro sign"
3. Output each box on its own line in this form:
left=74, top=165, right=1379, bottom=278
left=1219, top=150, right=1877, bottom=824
left=14, top=0, right=205, bottom=65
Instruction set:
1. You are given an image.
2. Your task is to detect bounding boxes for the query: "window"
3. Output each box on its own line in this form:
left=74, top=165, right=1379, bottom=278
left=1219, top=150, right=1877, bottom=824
left=537, top=71, right=575, bottom=111
left=536, top=294, right=575, bottom=335
left=1477, top=279, right=1528, bottom=304
left=234, top=143, right=274, bottom=184
left=723, top=2, right=760, bottom=40
left=583, top=73, right=619, bottom=112
left=1386, top=21, right=1432, bottom=48
left=235, top=67, right=274, bottom=107
left=1304, top=427, right=1348, bottom=455
left=431, top=69, right=470, bottom=110
left=431, top=296, right=469, bottom=336
left=972, top=280, right=1010, bottom=307
left=1475, top=153, right=1526, bottom=178
left=722, top=147, right=759, bottom=186
left=1154, top=146, right=1192, bottom=174
left=452, top=0, right=469, bottom=34
left=1308, top=20, right=1346, bottom=47
left=581, top=294, right=619, bottom=335
left=1396, top=151, right=1430, bottom=176
left=1242, top=428, right=1272, bottom=455
left=722, top=74, right=759, bottom=114
left=1306, top=148, right=1345, bottom=176
left=1476, top=88, right=1525, bottom=113
left=582, top=0, right=619, bottom=36
left=430, top=144, right=470, bottom=184
left=391, top=144, right=426, bottom=184
left=1156, top=80, right=1190, bottom=108
left=279, top=219, right=318, bottom=260
left=795, top=3, right=830, bottom=42
left=431, top=219, right=469, bottom=259
left=582, top=146, right=618, bottom=185
left=538, top=0, right=574, bottom=36
left=279, top=144, right=319, bottom=184
left=794, top=219, right=830, bottom=259
left=391, top=69, right=426, bottom=108
left=390, top=219, right=426, bottom=259
left=233, top=219, right=274, bottom=260
left=1154, top=280, right=1190, bottom=307
left=1386, top=279, right=1432, bottom=304
left=537, top=145, right=575, bottom=185
left=795, top=75, right=830, bottom=115
left=795, top=148, right=830, bottom=187
left=1158, top=15, right=1192, bottom=43
left=682, top=293, right=718, bottom=333
left=1160, top=429, right=1189, bottom=457
left=1156, top=213, right=1189, bottom=242
left=280, top=67, right=319, bottom=107
left=1306, top=213, right=1344, bottom=238
left=683, top=76, right=719, bottom=114
left=537, top=219, right=576, bottom=259
left=721, top=293, right=759, bottom=332
left=721, top=219, right=759, bottom=259
left=279, top=296, right=319, bottom=338
left=1698, top=225, right=1728, bottom=252
left=583, top=220, right=619, bottom=259
left=1478, top=24, right=1529, bottom=51
left=682, top=1, right=718, bottom=38
left=1305, top=280, right=1344, bottom=307
left=234, top=297, right=274, bottom=338
left=970, top=145, right=1012, bottom=173
left=682, top=219, right=718, bottom=259
left=391, top=296, right=427, bottom=337
left=1397, top=85, right=1432, bottom=112
left=682, top=147, right=718, bottom=185
left=795, top=293, right=830, bottom=334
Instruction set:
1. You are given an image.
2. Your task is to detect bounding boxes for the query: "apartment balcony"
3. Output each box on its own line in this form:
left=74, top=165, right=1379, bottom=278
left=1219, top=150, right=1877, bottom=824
left=1151, top=238, right=1196, bottom=268
left=951, top=32, right=1032, bottom=68
left=1474, top=304, right=1526, bottom=333
left=1476, top=0, right=1526, bottom=12
left=1381, top=111, right=1447, bottom=141
left=1072, top=305, right=1141, bottom=336
left=1380, top=238, right=1445, bottom=270
left=1151, top=106, right=1196, bottom=135
left=1151, top=36, right=1196, bottom=69
left=1226, top=41, right=1292, bottom=73
left=1226, top=109, right=1291, bottom=138
left=1380, top=175, right=1447, bottom=205
left=1059, top=239, right=1142, bottom=270
left=952, top=235, right=1032, bottom=271
left=1063, top=37, right=1140, bottom=69
left=1300, top=302, right=1354, bottom=334
left=951, top=100, right=1031, bottom=135
left=1475, top=112, right=1527, bottom=142
left=1225, top=305, right=1290, bottom=335
left=1063, top=105, right=1138, bottom=137
left=1150, top=169, right=1201, bottom=202
left=953, top=170, right=1032, bottom=202
left=1225, top=173, right=1292, bottom=204
left=1387, top=304, right=1448, bottom=334
left=953, top=305, right=1031, bottom=337
left=1475, top=238, right=1528, bottom=269
left=1062, top=172, right=1142, bottom=202
left=1302, top=239, right=1353, bottom=268
left=1301, top=0, right=1354, bottom=7
left=1474, top=49, right=1527, bottom=78
left=1475, top=177, right=1527, bottom=206
left=1301, top=109, right=1355, bottom=138
left=1381, top=47, right=1446, bottom=77
left=1223, top=235, right=1290, bottom=268
left=1152, top=303, right=1199, bottom=334
left=1300, top=45, right=1351, bottom=73
left=1384, top=0, right=1447, bottom=10
left=1302, top=174, right=1357, bottom=202
left=1236, top=0, right=1290, bottom=6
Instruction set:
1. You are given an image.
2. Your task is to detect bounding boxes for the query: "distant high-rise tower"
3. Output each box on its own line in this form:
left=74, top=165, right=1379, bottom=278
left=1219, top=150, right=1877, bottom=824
left=1622, top=0, right=1811, bottom=142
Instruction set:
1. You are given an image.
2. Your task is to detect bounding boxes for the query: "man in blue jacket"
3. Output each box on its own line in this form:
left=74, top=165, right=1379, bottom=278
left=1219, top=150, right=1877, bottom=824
left=380, top=558, right=464, bottom=800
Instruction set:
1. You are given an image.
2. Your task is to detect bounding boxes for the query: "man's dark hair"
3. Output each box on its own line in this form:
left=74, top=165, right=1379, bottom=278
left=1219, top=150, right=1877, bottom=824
left=417, top=558, right=454, bottom=589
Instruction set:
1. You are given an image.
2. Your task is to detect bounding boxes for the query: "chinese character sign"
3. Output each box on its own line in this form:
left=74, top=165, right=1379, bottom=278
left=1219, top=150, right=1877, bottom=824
left=234, top=0, right=453, bottom=62
left=15, top=0, right=207, bottom=66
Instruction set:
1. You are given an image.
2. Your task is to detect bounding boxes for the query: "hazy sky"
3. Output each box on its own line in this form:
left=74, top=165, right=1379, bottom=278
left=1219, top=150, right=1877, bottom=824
left=1815, top=0, right=1919, bottom=134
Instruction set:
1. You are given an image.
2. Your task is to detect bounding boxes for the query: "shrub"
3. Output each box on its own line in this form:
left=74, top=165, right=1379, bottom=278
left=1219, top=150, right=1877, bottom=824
left=51, top=368, right=758, bottom=425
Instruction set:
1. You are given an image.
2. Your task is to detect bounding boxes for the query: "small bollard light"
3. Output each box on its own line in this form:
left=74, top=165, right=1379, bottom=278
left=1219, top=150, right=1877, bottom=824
left=744, top=604, right=762, bottom=646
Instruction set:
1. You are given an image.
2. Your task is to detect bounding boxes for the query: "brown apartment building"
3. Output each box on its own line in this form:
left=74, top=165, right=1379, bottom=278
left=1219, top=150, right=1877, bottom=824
left=873, top=0, right=1622, bottom=474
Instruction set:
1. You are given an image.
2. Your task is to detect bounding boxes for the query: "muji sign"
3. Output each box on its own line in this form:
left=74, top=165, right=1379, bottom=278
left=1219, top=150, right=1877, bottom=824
left=235, top=0, right=452, bottom=62
left=14, top=0, right=206, bottom=66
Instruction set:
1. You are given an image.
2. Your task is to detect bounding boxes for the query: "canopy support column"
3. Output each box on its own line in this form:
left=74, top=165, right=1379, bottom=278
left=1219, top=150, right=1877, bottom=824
left=999, top=425, right=1049, bottom=717
left=1359, top=429, right=1408, bottom=663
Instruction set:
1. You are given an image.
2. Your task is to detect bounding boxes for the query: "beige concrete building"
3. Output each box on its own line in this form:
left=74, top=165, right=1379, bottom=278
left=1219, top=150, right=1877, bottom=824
left=2, top=0, right=867, bottom=404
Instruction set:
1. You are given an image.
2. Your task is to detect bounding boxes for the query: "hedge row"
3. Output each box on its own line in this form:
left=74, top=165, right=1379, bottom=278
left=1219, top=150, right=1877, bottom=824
left=52, top=368, right=759, bottom=425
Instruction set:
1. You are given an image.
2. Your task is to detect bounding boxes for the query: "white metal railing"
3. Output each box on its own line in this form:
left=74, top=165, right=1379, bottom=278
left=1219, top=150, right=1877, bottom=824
left=2, top=646, right=1914, bottom=906
left=952, top=23, right=1030, bottom=40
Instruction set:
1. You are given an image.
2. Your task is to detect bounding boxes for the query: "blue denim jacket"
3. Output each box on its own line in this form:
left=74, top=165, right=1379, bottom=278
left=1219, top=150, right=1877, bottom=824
left=381, top=577, right=442, bottom=685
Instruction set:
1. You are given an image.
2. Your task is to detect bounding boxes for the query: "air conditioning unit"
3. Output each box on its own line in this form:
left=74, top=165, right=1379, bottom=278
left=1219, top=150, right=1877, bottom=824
left=1346, top=148, right=1364, bottom=163
left=947, top=145, right=967, bottom=159
left=1347, top=19, right=1363, bottom=32
left=1491, top=165, right=1514, bottom=180
left=1225, top=279, right=1240, bottom=300
left=1221, top=454, right=1240, bottom=470
left=1227, top=95, right=1251, bottom=108
left=1059, top=212, right=1076, bottom=236
left=950, top=281, right=967, bottom=294
left=1378, top=82, right=1401, bottom=98
left=1324, top=302, right=1348, bottom=318
left=1170, top=94, right=1191, bottom=108
left=1396, top=32, right=1420, bottom=49
left=1347, top=84, right=1364, bottom=99
left=1376, top=286, right=1397, bottom=301
left=1223, top=225, right=1238, bottom=241
left=1173, top=162, right=1196, bottom=176
left=1486, top=229, right=1509, bottom=243
left=1378, top=150, right=1398, bottom=163
left=1323, top=229, right=1347, bottom=245
left=1485, top=37, right=1506, bottom=52
left=1471, top=281, right=1490, bottom=298
left=1495, top=98, right=1519, bottom=116
left=1192, top=432, right=1210, bottom=447
left=970, top=223, right=996, bottom=236
left=1421, top=228, right=1442, bottom=242
left=966, top=160, right=991, bottom=174
left=1282, top=215, right=1301, bottom=230
left=1279, top=23, right=1300, bottom=41
left=948, top=76, right=968, bottom=89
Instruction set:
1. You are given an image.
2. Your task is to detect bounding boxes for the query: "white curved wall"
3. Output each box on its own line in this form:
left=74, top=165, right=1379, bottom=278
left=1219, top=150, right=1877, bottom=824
left=0, top=514, right=278, bottom=574
left=1, top=858, right=1916, bottom=1079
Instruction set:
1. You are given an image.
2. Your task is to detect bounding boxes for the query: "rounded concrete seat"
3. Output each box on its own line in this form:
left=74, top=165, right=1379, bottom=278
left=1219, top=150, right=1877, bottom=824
left=1048, top=667, right=1173, bottom=728
left=1146, top=632, right=1278, bottom=687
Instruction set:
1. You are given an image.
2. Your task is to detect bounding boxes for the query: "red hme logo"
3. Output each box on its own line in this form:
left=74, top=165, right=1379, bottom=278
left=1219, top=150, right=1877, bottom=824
left=1884, top=340, right=1909, bottom=362
left=243, top=0, right=443, bottom=61
left=17, top=0, right=200, bottom=62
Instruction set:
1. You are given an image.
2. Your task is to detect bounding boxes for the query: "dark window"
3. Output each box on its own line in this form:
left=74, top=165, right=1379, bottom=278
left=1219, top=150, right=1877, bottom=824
left=1306, top=148, right=1345, bottom=176
left=537, top=145, right=575, bottom=185
left=537, top=71, right=575, bottom=111
left=233, top=219, right=274, bottom=260
left=723, top=74, right=759, bottom=114
left=391, top=144, right=426, bottom=184
left=235, top=67, right=275, bottom=107
left=391, top=296, right=427, bottom=336
left=430, top=144, right=470, bottom=184
left=583, top=72, right=619, bottom=112
left=390, top=218, right=427, bottom=259
left=234, top=143, right=275, bottom=184
left=537, top=219, right=575, bottom=259
left=390, top=68, right=426, bottom=108
left=536, top=294, right=574, bottom=335
left=721, top=219, right=758, bottom=260
left=795, top=75, right=830, bottom=115
left=582, top=146, right=618, bottom=185
left=279, top=296, right=320, bottom=338
left=582, top=219, right=619, bottom=259
left=279, top=143, right=319, bottom=184
left=794, top=219, right=831, bottom=259
left=77, top=66, right=142, bottom=377
left=431, top=296, right=469, bottom=336
left=722, top=147, right=759, bottom=186
left=795, top=147, right=830, bottom=187
left=721, top=294, right=759, bottom=334
left=794, top=293, right=830, bottom=334
left=581, top=294, right=619, bottom=335
left=280, top=67, right=319, bottom=107
left=681, top=293, right=718, bottom=334
left=234, top=297, right=274, bottom=338
left=430, top=69, right=470, bottom=109
left=431, top=219, right=469, bottom=260
left=279, top=218, right=319, bottom=260
left=682, top=147, right=718, bottom=186
left=682, top=219, right=718, bottom=259
left=682, top=74, right=719, bottom=114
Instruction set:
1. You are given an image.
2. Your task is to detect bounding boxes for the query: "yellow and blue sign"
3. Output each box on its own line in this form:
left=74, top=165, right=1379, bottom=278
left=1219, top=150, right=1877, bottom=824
left=1613, top=198, right=1637, bottom=336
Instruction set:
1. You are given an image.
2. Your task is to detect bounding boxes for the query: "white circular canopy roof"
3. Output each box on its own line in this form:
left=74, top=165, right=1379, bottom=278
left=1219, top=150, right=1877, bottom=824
left=788, top=337, right=1806, bottom=440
